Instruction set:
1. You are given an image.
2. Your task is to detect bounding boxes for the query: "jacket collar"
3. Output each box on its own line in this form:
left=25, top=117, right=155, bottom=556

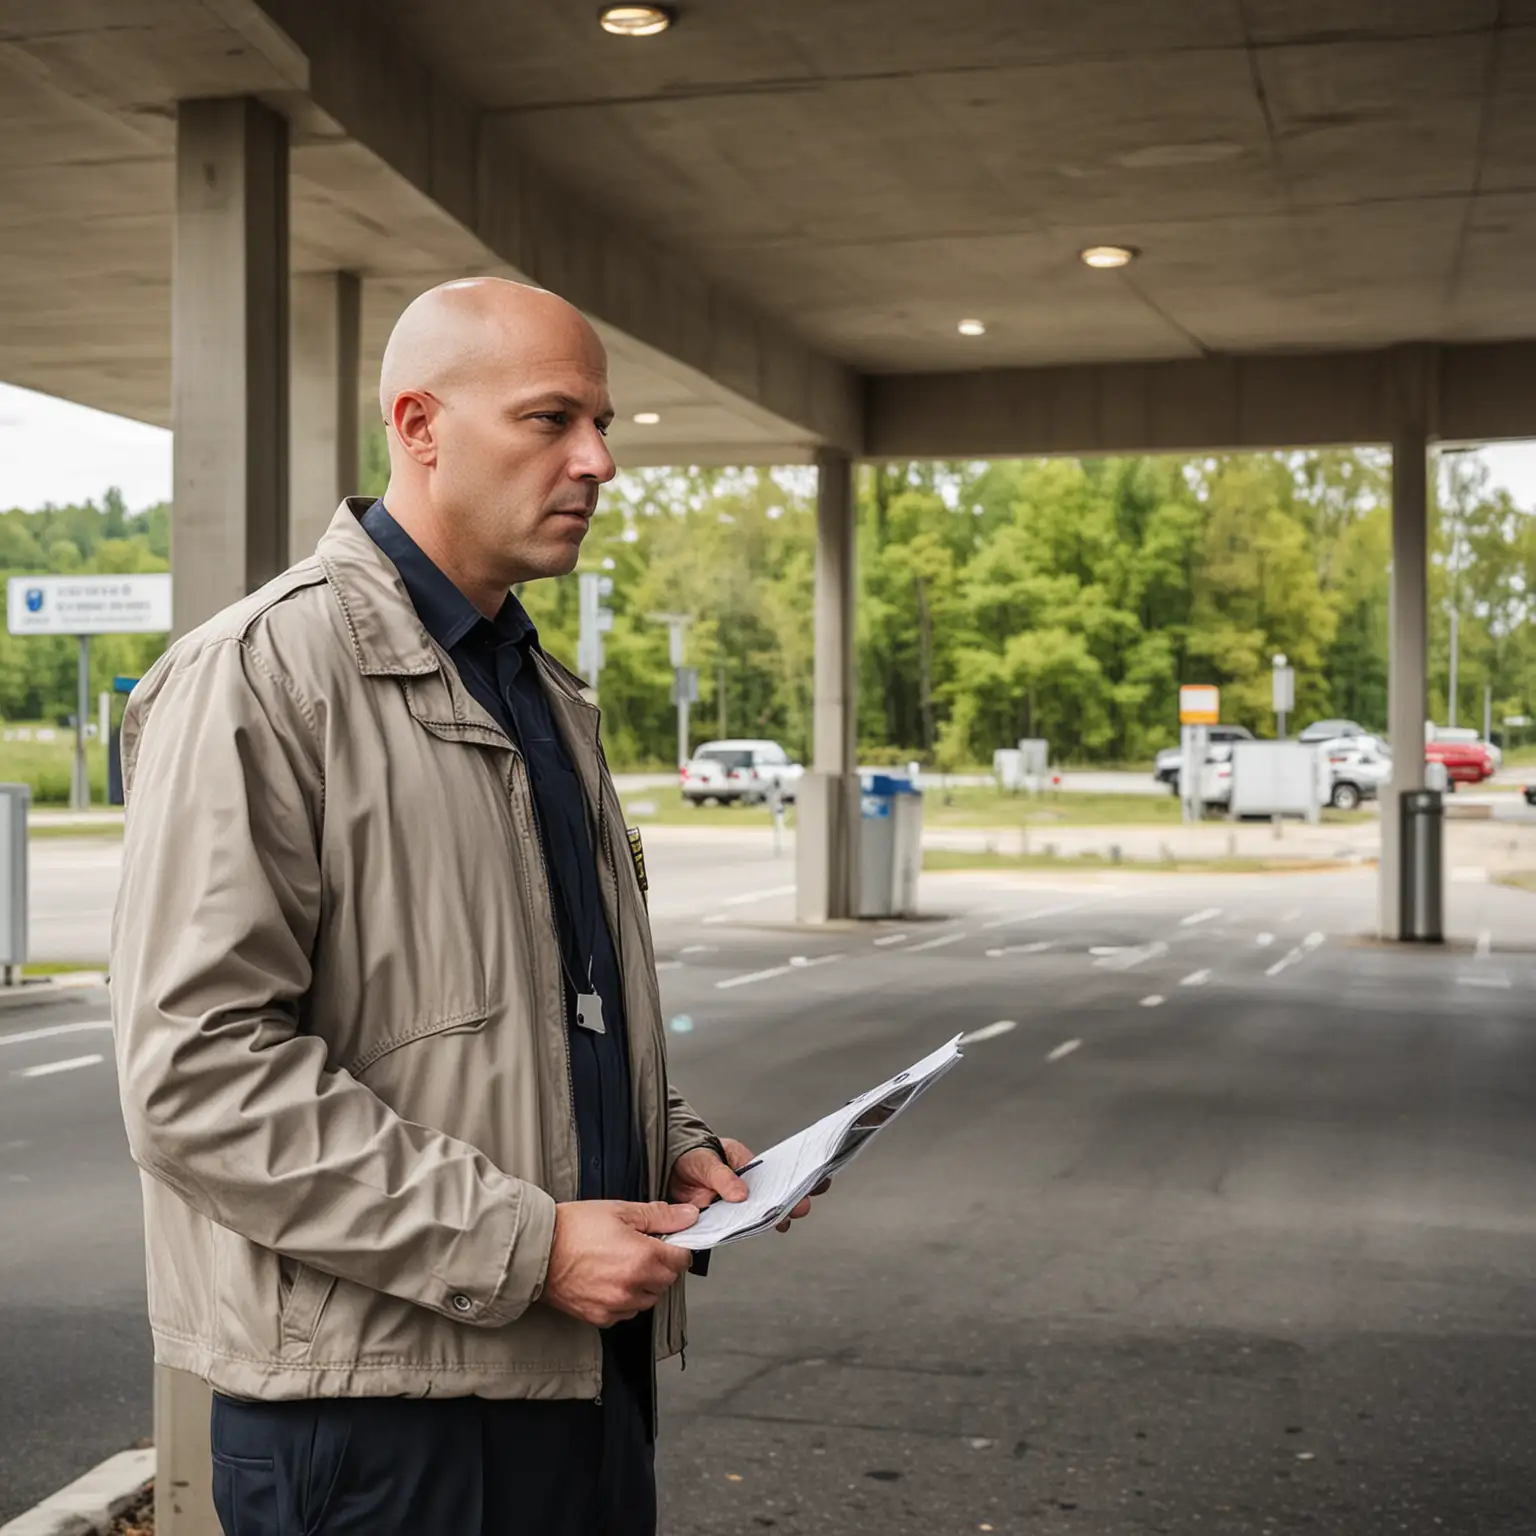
left=316, top=498, right=596, bottom=719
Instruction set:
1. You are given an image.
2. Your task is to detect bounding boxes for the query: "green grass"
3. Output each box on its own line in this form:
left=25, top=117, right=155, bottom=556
left=27, top=820, right=123, bottom=839
left=21, top=960, right=108, bottom=976
left=1493, top=871, right=1536, bottom=894
left=0, top=730, right=110, bottom=805
left=922, top=848, right=1359, bottom=876
left=1502, top=744, right=1536, bottom=770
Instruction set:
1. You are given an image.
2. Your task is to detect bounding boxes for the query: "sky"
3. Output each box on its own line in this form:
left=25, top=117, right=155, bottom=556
left=3, top=378, right=1536, bottom=514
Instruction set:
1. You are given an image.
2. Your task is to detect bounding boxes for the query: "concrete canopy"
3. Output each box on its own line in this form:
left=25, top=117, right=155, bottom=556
left=2, top=0, right=1535, bottom=463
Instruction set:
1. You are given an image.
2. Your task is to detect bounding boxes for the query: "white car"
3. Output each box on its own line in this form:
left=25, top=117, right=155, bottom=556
left=681, top=740, right=803, bottom=806
left=1321, top=735, right=1392, bottom=810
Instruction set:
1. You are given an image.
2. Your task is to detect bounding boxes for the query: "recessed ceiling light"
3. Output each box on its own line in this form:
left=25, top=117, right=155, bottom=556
left=957, top=318, right=987, bottom=337
left=1080, top=245, right=1138, bottom=269
left=633, top=411, right=661, bottom=425
left=598, top=4, right=674, bottom=36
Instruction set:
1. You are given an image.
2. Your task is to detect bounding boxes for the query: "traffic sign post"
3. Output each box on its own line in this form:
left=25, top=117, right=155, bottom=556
left=1178, top=685, right=1220, bottom=825
left=7, top=575, right=172, bottom=811
left=1272, top=653, right=1296, bottom=740
left=577, top=572, right=614, bottom=688
left=648, top=612, right=695, bottom=767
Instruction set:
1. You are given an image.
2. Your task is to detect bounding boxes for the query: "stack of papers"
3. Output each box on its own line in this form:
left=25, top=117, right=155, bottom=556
left=666, top=1035, right=964, bottom=1252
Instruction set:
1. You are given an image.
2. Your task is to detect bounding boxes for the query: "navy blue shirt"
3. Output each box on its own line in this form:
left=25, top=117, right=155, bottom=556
left=363, top=501, right=640, bottom=1205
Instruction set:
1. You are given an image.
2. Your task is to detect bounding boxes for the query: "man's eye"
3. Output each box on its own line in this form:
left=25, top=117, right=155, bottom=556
left=533, top=412, right=567, bottom=427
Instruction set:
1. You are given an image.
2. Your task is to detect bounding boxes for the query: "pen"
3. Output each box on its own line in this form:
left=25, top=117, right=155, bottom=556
left=734, top=1157, right=762, bottom=1175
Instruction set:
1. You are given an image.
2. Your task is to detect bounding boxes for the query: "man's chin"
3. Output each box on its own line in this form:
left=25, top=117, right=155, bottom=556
left=532, top=533, right=585, bottom=579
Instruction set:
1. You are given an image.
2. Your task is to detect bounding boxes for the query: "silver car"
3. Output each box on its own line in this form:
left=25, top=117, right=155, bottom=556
left=1321, top=735, right=1391, bottom=810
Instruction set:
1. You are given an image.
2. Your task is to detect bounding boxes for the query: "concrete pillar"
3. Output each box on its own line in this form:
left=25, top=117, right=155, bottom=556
left=290, top=271, right=361, bottom=560
left=796, top=451, right=859, bottom=922
left=172, top=96, right=289, bottom=636
left=1379, top=347, right=1436, bottom=939
left=162, top=95, right=290, bottom=1536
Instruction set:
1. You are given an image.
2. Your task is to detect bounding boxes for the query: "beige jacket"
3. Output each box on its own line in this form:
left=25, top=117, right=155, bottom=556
left=109, top=500, right=716, bottom=1402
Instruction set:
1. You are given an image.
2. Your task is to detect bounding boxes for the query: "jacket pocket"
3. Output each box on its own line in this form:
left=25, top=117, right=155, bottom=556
left=279, top=1262, right=337, bottom=1356
left=347, top=1005, right=490, bottom=1077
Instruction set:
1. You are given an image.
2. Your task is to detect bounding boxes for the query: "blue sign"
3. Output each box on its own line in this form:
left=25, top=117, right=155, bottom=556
left=24, top=588, right=43, bottom=613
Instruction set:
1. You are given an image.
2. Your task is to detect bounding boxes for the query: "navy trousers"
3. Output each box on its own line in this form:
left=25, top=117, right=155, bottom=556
left=209, top=1336, right=655, bottom=1536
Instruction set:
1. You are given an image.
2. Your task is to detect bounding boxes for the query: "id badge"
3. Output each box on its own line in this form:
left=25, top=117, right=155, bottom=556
left=574, top=992, right=606, bottom=1034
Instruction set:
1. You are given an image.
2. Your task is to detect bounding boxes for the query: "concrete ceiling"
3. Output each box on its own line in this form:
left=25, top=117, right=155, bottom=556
left=1, top=0, right=1534, bottom=463
left=400, top=0, right=1536, bottom=370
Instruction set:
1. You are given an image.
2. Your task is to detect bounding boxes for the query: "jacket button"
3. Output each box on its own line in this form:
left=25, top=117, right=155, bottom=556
left=452, top=1294, right=474, bottom=1314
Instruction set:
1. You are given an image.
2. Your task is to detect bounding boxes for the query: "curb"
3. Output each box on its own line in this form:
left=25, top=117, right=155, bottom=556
left=0, top=1449, right=154, bottom=1536
left=0, top=976, right=109, bottom=1013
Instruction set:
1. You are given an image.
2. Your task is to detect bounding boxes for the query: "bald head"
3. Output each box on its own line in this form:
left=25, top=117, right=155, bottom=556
left=375, top=277, right=617, bottom=607
left=378, top=278, right=604, bottom=423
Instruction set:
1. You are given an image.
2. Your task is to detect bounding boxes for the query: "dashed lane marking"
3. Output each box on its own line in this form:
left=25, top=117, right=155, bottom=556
left=1046, top=1039, right=1082, bottom=1062
left=0, top=1019, right=112, bottom=1049
left=17, top=1053, right=104, bottom=1079
left=960, top=1020, right=1018, bottom=1044
left=906, top=932, right=969, bottom=954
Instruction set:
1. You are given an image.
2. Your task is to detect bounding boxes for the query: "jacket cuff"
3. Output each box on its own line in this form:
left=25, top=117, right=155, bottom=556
left=463, top=1181, right=559, bottom=1328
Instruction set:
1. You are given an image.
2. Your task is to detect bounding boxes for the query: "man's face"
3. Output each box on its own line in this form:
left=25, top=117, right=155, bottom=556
left=432, top=325, right=616, bottom=583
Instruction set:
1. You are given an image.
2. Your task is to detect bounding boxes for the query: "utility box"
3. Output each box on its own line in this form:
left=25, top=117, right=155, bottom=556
left=1228, top=741, right=1327, bottom=821
left=0, top=783, right=29, bottom=976
left=858, top=772, right=922, bottom=918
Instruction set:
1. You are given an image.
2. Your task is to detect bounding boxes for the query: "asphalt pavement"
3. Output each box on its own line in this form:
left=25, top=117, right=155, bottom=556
left=4, top=853, right=1536, bottom=1532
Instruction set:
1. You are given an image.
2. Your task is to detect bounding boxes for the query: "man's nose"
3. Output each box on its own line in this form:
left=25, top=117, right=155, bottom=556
left=572, top=425, right=616, bottom=484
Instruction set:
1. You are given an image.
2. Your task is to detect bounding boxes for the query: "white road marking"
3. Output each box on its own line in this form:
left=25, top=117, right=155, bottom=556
left=17, top=1053, right=104, bottom=1079
left=960, top=1020, right=1018, bottom=1044
left=680, top=945, right=716, bottom=956
left=1046, top=1039, right=1082, bottom=1062
left=985, top=941, right=1056, bottom=958
left=906, top=932, right=968, bottom=953
left=1089, top=945, right=1124, bottom=957
left=655, top=961, right=683, bottom=971
left=1266, top=947, right=1305, bottom=977
left=1303, top=931, right=1326, bottom=951
left=1281, top=908, right=1301, bottom=923
left=702, top=914, right=730, bottom=926
left=0, top=1019, right=113, bottom=1049
left=722, top=884, right=797, bottom=907
left=872, top=934, right=909, bottom=948
left=1140, top=995, right=1166, bottom=1008
left=1181, top=907, right=1222, bottom=927
left=1476, top=930, right=1493, bottom=960
left=1256, top=933, right=1275, bottom=948
left=715, top=965, right=793, bottom=991
left=788, top=954, right=844, bottom=970
left=1094, top=940, right=1167, bottom=972
left=980, top=900, right=1094, bottom=931
left=1459, top=973, right=1512, bottom=990
left=1180, top=969, right=1212, bottom=987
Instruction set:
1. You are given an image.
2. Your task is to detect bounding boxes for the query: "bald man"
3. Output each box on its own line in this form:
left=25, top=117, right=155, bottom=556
left=111, top=279, right=818, bottom=1536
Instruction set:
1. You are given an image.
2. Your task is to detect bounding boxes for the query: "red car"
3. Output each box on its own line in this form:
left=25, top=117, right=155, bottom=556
left=1425, top=738, right=1496, bottom=787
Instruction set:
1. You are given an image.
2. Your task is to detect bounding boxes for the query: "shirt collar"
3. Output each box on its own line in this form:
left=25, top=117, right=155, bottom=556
left=361, top=500, right=537, bottom=653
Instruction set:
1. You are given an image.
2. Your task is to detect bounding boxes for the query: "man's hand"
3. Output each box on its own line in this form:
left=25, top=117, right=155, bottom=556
left=542, top=1200, right=699, bottom=1327
left=669, top=1137, right=831, bottom=1234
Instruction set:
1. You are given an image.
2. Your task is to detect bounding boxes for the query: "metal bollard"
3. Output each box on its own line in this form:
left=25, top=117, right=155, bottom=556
left=1399, top=789, right=1444, bottom=942
left=0, top=783, right=28, bottom=986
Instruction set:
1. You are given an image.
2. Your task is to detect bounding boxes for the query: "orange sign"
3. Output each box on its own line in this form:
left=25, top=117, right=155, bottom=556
left=1179, top=685, right=1220, bottom=726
